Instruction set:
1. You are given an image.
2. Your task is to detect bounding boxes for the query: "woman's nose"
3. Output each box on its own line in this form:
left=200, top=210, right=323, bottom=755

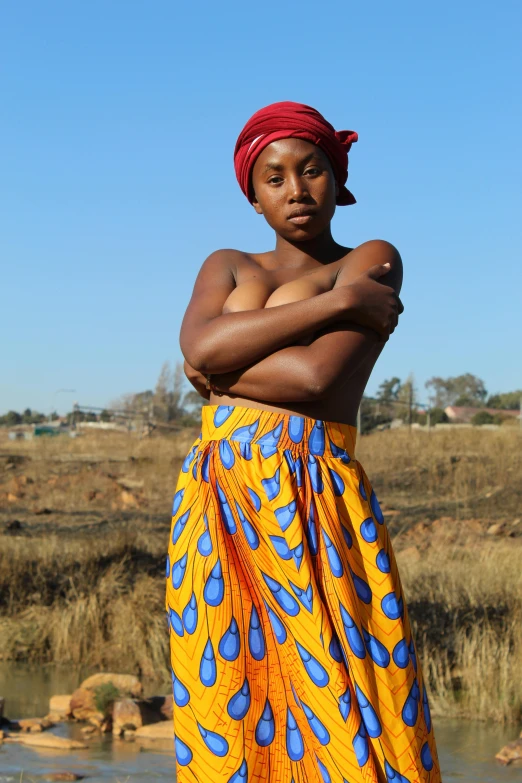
left=288, top=175, right=309, bottom=202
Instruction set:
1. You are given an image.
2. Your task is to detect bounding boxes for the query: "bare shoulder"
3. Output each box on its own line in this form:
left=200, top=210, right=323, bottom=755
left=194, top=248, right=252, bottom=287
left=339, top=239, right=403, bottom=292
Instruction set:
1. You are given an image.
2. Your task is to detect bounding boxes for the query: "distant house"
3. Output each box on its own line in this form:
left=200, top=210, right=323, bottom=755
left=444, top=406, right=520, bottom=423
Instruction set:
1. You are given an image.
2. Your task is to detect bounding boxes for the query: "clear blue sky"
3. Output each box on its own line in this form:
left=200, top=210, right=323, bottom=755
left=1, top=0, right=520, bottom=415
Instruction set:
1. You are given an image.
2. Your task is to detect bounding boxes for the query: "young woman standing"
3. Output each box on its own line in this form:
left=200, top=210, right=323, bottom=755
left=166, top=102, right=440, bottom=783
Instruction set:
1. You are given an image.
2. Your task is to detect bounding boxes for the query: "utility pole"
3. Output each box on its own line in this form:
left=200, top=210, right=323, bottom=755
left=408, top=384, right=413, bottom=430
left=357, top=405, right=362, bottom=435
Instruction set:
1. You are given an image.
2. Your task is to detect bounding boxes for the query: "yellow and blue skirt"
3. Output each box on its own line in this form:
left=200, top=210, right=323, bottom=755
left=165, top=405, right=440, bottom=783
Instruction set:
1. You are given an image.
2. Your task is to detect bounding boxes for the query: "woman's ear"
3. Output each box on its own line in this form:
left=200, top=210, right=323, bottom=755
left=252, top=196, right=263, bottom=215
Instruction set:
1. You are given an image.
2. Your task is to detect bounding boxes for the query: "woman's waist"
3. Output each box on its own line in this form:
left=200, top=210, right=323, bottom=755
left=201, top=404, right=357, bottom=459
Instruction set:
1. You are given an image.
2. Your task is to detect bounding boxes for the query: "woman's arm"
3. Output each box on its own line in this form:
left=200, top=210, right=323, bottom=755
left=180, top=247, right=401, bottom=374
left=207, top=250, right=403, bottom=402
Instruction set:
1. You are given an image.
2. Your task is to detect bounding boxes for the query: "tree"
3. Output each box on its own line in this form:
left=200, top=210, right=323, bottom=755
left=396, top=374, right=417, bottom=422
left=153, top=362, right=186, bottom=423
left=487, top=391, right=522, bottom=410
left=4, top=411, right=22, bottom=426
left=471, top=411, right=494, bottom=426
left=376, top=377, right=402, bottom=403
left=425, top=374, right=487, bottom=408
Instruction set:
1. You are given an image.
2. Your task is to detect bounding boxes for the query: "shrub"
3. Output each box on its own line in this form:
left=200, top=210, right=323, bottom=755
left=471, top=411, right=495, bottom=426
left=94, top=682, right=121, bottom=715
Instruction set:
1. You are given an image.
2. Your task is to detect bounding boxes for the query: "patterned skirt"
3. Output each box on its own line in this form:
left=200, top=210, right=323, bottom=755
left=165, top=405, right=440, bottom=783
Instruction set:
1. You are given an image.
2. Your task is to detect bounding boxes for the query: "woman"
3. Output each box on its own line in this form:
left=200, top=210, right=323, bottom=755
left=166, top=102, right=440, bottom=783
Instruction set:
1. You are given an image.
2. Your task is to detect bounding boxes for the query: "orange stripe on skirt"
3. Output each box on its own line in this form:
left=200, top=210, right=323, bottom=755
left=165, top=405, right=440, bottom=783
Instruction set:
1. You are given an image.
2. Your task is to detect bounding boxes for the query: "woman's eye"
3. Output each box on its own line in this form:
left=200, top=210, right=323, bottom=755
left=305, top=167, right=321, bottom=176
left=268, top=176, right=283, bottom=184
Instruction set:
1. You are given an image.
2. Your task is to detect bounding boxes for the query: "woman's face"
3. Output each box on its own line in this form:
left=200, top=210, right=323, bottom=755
left=251, top=138, right=338, bottom=240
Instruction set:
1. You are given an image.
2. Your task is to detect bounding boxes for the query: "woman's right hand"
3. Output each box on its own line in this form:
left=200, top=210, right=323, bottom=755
left=337, top=263, right=404, bottom=340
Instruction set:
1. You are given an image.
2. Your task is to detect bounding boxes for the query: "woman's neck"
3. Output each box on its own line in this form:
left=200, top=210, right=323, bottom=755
left=272, top=227, right=349, bottom=268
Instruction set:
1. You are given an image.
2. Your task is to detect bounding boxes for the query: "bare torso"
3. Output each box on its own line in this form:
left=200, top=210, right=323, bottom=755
left=210, top=247, right=384, bottom=425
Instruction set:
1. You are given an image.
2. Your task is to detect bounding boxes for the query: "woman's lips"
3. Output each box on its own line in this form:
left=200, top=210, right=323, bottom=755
left=288, top=213, right=315, bottom=224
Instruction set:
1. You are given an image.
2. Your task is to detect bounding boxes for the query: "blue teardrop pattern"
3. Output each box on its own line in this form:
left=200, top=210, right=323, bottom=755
left=197, top=722, right=229, bottom=757
left=306, top=502, right=318, bottom=555
left=409, top=638, right=418, bottom=672
left=261, top=573, right=300, bottom=616
left=382, top=591, right=404, bottom=620
left=370, top=489, right=384, bottom=524
left=172, top=669, right=190, bottom=707
left=284, top=449, right=296, bottom=474
left=218, top=617, right=241, bottom=661
left=292, top=542, right=304, bottom=571
left=286, top=708, right=305, bottom=761
left=255, top=699, right=275, bottom=746
left=175, top=735, right=193, bottom=766
left=227, top=678, right=251, bottom=720
left=316, top=756, right=332, bottom=782
left=270, top=535, right=292, bottom=560
left=329, top=635, right=343, bottom=662
left=235, top=501, right=260, bottom=549
left=247, top=486, right=261, bottom=511
left=165, top=554, right=170, bottom=579
left=307, top=454, right=324, bottom=493
left=171, top=553, right=187, bottom=590
left=359, top=479, right=367, bottom=501
left=275, top=500, right=297, bottom=532
left=203, top=559, right=224, bottom=607
left=182, top=592, right=198, bottom=634
left=255, top=421, right=283, bottom=458
left=228, top=759, right=248, bottom=783
left=192, top=454, right=199, bottom=480
left=421, top=741, right=434, bottom=771
left=376, top=549, right=391, bottom=573
left=248, top=604, right=266, bottom=661
left=308, top=420, right=325, bottom=455
left=360, top=517, right=378, bottom=543
left=300, top=701, right=330, bottom=745
left=288, top=415, right=305, bottom=443
left=352, top=721, right=370, bottom=767
left=217, top=482, right=237, bottom=534
left=172, top=488, right=184, bottom=516
left=340, top=604, right=366, bottom=659
left=213, top=405, right=234, bottom=428
left=385, top=760, right=412, bottom=782
left=355, top=683, right=382, bottom=738
left=339, top=685, right=351, bottom=722
left=262, top=467, right=281, bottom=501
left=199, top=639, right=217, bottom=687
left=219, top=440, right=235, bottom=470
left=172, top=509, right=191, bottom=545
left=350, top=568, right=373, bottom=604
left=240, top=442, right=252, bottom=460
left=230, top=420, right=259, bottom=442
left=329, top=438, right=351, bottom=463
left=169, top=608, right=184, bottom=637
left=392, top=638, right=410, bottom=668
left=263, top=599, right=287, bottom=644
left=296, top=641, right=329, bottom=687
left=289, top=581, right=313, bottom=613
left=341, top=524, right=353, bottom=549
left=181, top=445, right=197, bottom=473
left=328, top=467, right=345, bottom=496
left=295, top=456, right=303, bottom=487
left=423, top=685, right=432, bottom=732
left=322, top=530, right=344, bottom=577
left=362, top=629, right=390, bottom=668
left=197, top=515, right=213, bottom=557
left=402, top=678, right=420, bottom=727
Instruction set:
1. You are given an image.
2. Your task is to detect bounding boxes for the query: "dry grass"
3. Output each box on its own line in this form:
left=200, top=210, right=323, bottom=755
left=1, top=425, right=521, bottom=721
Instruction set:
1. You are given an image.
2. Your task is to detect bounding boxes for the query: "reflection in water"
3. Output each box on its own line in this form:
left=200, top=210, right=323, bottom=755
left=0, top=664, right=520, bottom=781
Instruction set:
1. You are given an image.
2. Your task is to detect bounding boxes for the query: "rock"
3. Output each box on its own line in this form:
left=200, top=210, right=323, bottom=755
left=119, top=490, right=140, bottom=509
left=80, top=725, right=96, bottom=735
left=46, top=774, right=85, bottom=781
left=159, top=694, right=173, bottom=721
left=487, top=522, right=506, bottom=536
left=135, top=722, right=174, bottom=740
left=49, top=694, right=72, bottom=717
left=46, top=712, right=65, bottom=723
left=112, top=697, right=168, bottom=735
left=100, top=719, right=112, bottom=733
left=79, top=673, right=143, bottom=697
left=19, top=717, right=54, bottom=732
left=5, top=519, right=23, bottom=532
left=7, top=493, right=20, bottom=503
left=33, top=507, right=53, bottom=515
left=123, top=729, right=136, bottom=740
left=3, top=733, right=87, bottom=750
left=496, top=738, right=522, bottom=765
left=69, top=688, right=103, bottom=722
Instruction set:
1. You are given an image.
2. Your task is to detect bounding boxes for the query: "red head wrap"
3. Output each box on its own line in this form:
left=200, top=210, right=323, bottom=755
left=234, top=101, right=358, bottom=206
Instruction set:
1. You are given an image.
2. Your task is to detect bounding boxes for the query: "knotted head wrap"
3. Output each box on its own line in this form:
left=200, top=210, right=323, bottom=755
left=234, top=101, right=358, bottom=206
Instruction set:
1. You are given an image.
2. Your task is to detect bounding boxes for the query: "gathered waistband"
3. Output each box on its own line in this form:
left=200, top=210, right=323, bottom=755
left=200, top=405, right=357, bottom=460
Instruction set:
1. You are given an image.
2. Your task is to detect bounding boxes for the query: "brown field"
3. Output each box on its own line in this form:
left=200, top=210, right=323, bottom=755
left=0, top=425, right=521, bottom=723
